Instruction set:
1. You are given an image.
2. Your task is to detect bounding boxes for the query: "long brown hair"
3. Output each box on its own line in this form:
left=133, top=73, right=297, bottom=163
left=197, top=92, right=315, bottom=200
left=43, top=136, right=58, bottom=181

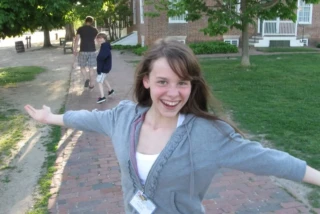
left=133, top=38, right=241, bottom=133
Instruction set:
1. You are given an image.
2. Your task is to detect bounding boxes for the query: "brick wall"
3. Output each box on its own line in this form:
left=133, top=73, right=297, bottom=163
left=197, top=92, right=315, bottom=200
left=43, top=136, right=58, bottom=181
left=130, top=0, right=320, bottom=47
left=133, top=0, right=258, bottom=46
left=297, top=4, right=320, bottom=46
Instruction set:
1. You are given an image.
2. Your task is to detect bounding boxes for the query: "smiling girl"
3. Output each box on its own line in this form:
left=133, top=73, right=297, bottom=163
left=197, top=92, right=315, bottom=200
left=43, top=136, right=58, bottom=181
left=25, top=39, right=320, bottom=214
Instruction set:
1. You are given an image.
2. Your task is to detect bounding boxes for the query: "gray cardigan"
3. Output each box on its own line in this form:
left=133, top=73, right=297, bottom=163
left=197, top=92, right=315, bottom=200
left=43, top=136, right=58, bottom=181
left=64, top=100, right=306, bottom=214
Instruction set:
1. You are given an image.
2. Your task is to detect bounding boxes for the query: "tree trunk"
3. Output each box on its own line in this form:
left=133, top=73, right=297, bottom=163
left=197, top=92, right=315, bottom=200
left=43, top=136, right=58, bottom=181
left=241, top=24, right=250, bottom=66
left=240, top=0, right=250, bottom=67
left=104, top=18, right=113, bottom=41
left=119, top=21, right=122, bottom=38
left=43, top=29, right=52, bottom=48
left=65, top=23, right=75, bottom=41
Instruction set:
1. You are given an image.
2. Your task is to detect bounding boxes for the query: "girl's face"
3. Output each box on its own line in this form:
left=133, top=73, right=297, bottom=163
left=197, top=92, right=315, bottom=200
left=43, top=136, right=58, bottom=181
left=96, top=37, right=105, bottom=44
left=143, top=57, right=192, bottom=118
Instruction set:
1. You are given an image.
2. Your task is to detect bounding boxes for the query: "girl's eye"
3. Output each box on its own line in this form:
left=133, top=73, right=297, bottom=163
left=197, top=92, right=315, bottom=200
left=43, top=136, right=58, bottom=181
left=179, top=81, right=189, bottom=85
left=158, top=81, right=167, bottom=85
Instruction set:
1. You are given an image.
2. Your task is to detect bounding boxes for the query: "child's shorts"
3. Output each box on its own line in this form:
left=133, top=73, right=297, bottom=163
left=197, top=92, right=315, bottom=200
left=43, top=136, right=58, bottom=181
left=96, top=73, right=107, bottom=83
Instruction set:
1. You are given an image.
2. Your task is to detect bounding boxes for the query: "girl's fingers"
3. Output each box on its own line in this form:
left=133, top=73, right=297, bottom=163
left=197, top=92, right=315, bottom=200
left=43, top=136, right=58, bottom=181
left=24, top=105, right=35, bottom=114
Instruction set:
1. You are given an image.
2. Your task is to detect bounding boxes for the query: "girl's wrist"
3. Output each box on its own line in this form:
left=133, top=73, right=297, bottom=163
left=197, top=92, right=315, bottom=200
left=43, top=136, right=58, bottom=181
left=44, top=112, right=54, bottom=124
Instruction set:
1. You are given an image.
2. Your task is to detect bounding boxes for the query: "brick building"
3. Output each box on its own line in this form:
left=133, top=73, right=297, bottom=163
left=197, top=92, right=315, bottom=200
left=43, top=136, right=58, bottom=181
left=126, top=0, right=320, bottom=47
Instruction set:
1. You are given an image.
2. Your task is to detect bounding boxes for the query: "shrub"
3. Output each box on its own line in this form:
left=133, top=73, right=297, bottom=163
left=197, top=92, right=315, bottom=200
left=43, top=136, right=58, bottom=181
left=130, top=41, right=238, bottom=56
left=132, top=46, right=148, bottom=56
left=111, top=44, right=141, bottom=50
left=188, top=41, right=238, bottom=54
left=316, top=43, right=320, bottom=48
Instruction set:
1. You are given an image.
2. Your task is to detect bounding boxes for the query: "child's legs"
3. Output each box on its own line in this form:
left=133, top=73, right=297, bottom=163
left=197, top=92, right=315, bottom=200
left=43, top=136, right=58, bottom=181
left=96, top=73, right=107, bottom=97
left=103, top=79, right=112, bottom=91
left=98, top=83, right=105, bottom=97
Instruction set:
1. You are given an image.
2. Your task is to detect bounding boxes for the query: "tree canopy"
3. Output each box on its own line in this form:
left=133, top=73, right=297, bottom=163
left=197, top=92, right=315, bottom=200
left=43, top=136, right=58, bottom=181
left=0, top=0, right=79, bottom=45
left=75, top=0, right=132, bottom=41
left=0, top=0, right=132, bottom=44
left=0, top=0, right=38, bottom=39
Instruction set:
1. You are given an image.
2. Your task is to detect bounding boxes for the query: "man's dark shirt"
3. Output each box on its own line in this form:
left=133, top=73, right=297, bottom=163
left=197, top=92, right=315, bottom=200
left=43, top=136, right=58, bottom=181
left=76, top=25, right=98, bottom=52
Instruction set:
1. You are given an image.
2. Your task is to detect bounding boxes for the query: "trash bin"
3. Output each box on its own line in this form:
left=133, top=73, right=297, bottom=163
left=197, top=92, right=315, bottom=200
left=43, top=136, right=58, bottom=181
left=15, top=41, right=25, bottom=53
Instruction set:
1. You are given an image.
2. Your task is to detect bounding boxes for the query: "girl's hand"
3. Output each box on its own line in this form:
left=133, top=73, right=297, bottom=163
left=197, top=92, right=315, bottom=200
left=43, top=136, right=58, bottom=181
left=24, top=104, right=52, bottom=124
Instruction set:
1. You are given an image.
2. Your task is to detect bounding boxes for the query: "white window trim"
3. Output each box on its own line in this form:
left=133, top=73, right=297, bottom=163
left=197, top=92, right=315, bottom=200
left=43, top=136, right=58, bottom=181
left=169, top=12, right=187, bottom=23
left=166, top=36, right=187, bottom=43
left=140, top=0, right=144, bottom=24
left=224, top=39, right=239, bottom=47
left=300, top=38, right=308, bottom=46
left=169, top=16, right=187, bottom=23
left=168, top=0, right=187, bottom=23
left=236, top=0, right=240, bottom=13
left=298, top=0, right=312, bottom=24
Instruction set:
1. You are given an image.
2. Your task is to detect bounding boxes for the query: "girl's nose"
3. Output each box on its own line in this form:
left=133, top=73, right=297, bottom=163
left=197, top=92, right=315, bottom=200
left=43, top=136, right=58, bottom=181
left=167, top=85, right=179, bottom=96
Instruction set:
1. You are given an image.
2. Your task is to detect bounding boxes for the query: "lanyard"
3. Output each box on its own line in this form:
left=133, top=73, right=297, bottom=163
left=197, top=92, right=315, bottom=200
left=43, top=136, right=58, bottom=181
left=129, top=113, right=146, bottom=178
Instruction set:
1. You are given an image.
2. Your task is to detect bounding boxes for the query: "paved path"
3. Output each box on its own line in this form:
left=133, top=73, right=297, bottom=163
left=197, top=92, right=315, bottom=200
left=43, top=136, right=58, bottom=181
left=47, top=50, right=320, bottom=214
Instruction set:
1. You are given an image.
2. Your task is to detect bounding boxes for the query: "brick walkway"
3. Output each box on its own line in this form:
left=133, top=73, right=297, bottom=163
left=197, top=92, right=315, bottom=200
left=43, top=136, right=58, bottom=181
left=48, top=50, right=320, bottom=214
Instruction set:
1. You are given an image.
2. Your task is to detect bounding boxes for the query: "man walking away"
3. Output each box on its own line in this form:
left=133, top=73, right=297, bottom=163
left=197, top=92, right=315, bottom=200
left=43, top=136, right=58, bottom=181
left=74, top=16, right=98, bottom=89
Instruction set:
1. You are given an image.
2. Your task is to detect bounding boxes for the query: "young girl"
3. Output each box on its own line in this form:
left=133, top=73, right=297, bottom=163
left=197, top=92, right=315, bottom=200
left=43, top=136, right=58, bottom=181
left=95, top=32, right=114, bottom=103
left=25, top=39, right=320, bottom=214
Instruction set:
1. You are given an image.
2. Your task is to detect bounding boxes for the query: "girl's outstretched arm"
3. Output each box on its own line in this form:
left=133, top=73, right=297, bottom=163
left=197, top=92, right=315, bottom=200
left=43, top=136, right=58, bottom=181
left=24, top=104, right=64, bottom=126
left=303, top=165, right=320, bottom=186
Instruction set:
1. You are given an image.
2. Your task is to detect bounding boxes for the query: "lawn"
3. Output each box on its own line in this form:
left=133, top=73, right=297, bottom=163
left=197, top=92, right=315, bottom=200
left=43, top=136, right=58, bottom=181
left=256, top=47, right=319, bottom=52
left=200, top=53, right=320, bottom=206
left=0, top=101, right=26, bottom=167
left=0, top=66, right=45, bottom=167
left=0, top=66, right=45, bottom=87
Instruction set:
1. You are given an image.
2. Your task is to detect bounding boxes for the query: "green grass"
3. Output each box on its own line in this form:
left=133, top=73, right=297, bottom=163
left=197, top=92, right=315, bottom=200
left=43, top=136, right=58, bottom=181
left=27, top=107, right=65, bottom=214
left=26, top=67, right=70, bottom=214
left=0, top=66, right=45, bottom=167
left=256, top=47, right=318, bottom=53
left=0, top=66, right=45, bottom=87
left=200, top=53, right=320, bottom=207
left=1, top=175, right=10, bottom=183
left=0, top=100, right=27, bottom=167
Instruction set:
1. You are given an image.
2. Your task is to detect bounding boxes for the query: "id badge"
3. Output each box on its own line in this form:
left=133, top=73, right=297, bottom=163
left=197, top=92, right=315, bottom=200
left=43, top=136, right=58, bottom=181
left=129, top=190, right=156, bottom=214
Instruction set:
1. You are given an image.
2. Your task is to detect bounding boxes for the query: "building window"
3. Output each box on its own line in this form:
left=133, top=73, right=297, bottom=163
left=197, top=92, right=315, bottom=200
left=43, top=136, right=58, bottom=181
left=140, top=0, right=144, bottom=24
left=169, top=14, right=187, bottom=23
left=168, top=0, right=187, bottom=23
left=300, top=38, right=308, bottom=46
left=236, top=0, right=240, bottom=13
left=298, top=0, right=312, bottom=24
left=224, top=39, right=239, bottom=47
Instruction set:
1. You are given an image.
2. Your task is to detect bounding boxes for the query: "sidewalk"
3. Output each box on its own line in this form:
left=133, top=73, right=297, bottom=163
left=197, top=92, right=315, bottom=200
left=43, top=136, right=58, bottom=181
left=48, top=50, right=319, bottom=214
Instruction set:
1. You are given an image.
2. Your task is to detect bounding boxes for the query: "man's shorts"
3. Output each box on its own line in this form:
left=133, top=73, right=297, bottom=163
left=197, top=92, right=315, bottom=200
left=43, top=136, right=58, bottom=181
left=96, top=73, right=107, bottom=83
left=78, top=52, right=97, bottom=68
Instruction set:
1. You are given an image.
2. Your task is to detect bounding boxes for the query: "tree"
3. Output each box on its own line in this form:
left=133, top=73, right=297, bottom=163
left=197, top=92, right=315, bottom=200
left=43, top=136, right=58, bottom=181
left=0, top=0, right=77, bottom=47
left=32, top=0, right=76, bottom=47
left=75, top=0, right=132, bottom=41
left=0, top=0, right=38, bottom=39
left=146, top=0, right=319, bottom=66
left=103, top=0, right=132, bottom=41
left=1, top=0, right=131, bottom=46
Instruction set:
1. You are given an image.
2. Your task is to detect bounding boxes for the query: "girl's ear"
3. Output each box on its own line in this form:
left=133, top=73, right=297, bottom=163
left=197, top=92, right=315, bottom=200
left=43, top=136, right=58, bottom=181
left=142, top=75, right=150, bottom=89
